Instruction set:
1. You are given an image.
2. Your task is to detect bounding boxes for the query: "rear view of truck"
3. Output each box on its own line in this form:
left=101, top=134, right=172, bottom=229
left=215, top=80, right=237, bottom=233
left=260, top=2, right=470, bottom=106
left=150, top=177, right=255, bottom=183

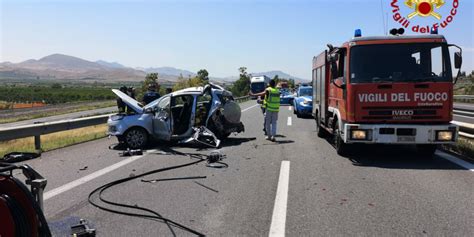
left=312, top=30, right=463, bottom=157
left=250, top=76, right=270, bottom=99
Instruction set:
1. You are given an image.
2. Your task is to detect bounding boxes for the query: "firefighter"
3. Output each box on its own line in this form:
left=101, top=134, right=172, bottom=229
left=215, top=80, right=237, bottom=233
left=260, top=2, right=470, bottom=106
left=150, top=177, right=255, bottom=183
left=142, top=84, right=161, bottom=105
left=251, top=79, right=280, bottom=141
left=117, top=85, right=127, bottom=113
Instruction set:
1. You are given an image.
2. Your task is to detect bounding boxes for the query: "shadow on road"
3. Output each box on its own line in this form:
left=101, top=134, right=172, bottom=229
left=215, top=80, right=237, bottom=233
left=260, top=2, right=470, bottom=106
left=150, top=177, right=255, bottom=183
left=344, top=144, right=464, bottom=170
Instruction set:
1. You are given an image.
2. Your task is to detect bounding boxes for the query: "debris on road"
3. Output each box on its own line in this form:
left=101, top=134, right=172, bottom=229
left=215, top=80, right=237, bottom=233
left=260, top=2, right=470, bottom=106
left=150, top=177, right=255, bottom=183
left=180, top=127, right=221, bottom=148
left=141, top=176, right=207, bottom=184
left=119, top=148, right=143, bottom=157
left=79, top=166, right=88, bottom=171
left=2, top=152, right=41, bottom=163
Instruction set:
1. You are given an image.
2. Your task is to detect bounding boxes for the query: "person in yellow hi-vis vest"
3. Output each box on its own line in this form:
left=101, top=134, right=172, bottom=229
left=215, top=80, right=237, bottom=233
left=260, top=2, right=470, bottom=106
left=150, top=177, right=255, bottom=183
left=251, top=79, right=280, bottom=141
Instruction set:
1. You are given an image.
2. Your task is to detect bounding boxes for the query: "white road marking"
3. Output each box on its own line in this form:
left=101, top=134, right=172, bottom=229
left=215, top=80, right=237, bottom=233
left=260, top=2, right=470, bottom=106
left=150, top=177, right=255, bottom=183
left=269, top=161, right=290, bottom=237
left=44, top=154, right=145, bottom=200
left=437, top=151, right=474, bottom=172
left=242, top=104, right=260, bottom=112
left=288, top=106, right=293, bottom=111
left=287, top=117, right=292, bottom=126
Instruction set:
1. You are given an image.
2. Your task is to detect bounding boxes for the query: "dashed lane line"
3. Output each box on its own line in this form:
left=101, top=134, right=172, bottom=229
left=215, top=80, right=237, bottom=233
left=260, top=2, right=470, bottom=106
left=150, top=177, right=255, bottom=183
left=269, top=161, right=290, bottom=237
left=44, top=153, right=146, bottom=200
left=287, top=117, right=292, bottom=126
left=242, top=103, right=260, bottom=112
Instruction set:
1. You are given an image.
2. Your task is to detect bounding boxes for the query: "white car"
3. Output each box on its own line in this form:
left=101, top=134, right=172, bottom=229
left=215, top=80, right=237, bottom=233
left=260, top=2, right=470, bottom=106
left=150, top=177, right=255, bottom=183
left=108, top=84, right=245, bottom=149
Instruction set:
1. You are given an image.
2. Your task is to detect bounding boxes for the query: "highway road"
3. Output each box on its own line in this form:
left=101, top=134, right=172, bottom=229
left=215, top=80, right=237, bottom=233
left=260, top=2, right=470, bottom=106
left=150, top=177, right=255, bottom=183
left=13, top=100, right=474, bottom=236
left=0, top=106, right=116, bottom=129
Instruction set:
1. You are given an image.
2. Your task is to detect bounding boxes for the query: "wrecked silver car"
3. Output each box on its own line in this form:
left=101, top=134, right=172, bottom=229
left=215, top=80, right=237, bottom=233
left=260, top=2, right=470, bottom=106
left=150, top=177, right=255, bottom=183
left=107, top=84, right=245, bottom=149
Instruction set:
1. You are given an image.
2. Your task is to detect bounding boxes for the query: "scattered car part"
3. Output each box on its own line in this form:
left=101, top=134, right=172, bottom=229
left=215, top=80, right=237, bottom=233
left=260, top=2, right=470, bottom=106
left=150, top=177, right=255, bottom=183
left=119, top=148, right=143, bottom=157
left=2, top=152, right=41, bottom=163
left=181, top=127, right=221, bottom=148
left=70, top=219, right=96, bottom=237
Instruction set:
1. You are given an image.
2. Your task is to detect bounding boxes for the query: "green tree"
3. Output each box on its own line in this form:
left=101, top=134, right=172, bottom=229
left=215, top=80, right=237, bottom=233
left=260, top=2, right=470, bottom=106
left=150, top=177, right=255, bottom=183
left=197, top=69, right=209, bottom=82
left=231, top=67, right=251, bottom=97
left=288, top=79, right=295, bottom=88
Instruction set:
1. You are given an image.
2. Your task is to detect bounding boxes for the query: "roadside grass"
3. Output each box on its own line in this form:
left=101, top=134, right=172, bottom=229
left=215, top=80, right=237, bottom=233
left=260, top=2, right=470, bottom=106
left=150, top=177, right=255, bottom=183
left=0, top=101, right=116, bottom=124
left=0, top=101, right=10, bottom=110
left=0, top=124, right=108, bottom=158
left=442, top=137, right=474, bottom=161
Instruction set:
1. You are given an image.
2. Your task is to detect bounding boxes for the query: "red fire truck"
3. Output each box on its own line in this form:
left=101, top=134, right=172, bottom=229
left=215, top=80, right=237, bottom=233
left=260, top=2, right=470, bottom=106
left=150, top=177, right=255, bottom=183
left=312, top=30, right=463, bottom=157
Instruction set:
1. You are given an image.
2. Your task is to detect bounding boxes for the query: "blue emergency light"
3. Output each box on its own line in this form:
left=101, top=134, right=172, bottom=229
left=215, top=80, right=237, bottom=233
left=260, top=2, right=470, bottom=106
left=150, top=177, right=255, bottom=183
left=354, top=29, right=362, bottom=37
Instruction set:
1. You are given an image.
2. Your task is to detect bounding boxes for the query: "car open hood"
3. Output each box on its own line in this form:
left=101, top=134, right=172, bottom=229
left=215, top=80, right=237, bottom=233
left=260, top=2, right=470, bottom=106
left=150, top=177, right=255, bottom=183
left=112, top=89, right=143, bottom=114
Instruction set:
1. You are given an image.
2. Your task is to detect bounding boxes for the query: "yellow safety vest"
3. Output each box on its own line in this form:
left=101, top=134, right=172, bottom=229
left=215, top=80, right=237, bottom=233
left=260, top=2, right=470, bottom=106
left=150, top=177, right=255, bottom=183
left=264, top=87, right=280, bottom=112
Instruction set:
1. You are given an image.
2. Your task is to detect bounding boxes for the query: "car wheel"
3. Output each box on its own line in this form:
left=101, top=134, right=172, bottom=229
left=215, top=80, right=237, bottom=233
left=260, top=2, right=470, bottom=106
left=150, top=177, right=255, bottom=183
left=334, top=122, right=349, bottom=156
left=296, top=110, right=301, bottom=118
left=124, top=127, right=148, bottom=149
left=416, top=144, right=437, bottom=158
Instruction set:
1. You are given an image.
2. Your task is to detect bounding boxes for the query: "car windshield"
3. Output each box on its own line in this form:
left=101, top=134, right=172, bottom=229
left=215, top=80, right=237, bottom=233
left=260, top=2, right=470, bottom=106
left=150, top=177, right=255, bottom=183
left=251, top=82, right=265, bottom=93
left=350, top=43, right=452, bottom=83
left=299, top=88, right=312, bottom=96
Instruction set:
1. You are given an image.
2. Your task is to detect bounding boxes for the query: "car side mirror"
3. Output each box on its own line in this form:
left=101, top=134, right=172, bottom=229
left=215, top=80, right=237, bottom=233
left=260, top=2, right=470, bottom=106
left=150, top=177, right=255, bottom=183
left=144, top=107, right=154, bottom=114
left=454, top=52, right=462, bottom=69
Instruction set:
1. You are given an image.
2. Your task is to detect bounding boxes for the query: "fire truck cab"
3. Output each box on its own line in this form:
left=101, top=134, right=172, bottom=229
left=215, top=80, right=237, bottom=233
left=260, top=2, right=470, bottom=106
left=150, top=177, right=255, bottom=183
left=312, top=31, right=463, bottom=157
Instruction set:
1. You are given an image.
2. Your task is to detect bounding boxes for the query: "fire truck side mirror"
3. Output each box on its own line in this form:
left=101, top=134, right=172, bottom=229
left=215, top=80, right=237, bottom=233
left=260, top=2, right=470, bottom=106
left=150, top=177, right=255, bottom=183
left=330, top=61, right=338, bottom=80
left=454, top=52, right=462, bottom=69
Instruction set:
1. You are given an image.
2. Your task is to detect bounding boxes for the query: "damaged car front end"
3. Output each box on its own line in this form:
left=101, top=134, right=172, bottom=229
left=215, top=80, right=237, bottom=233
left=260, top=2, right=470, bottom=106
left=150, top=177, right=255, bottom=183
left=107, top=84, right=245, bottom=149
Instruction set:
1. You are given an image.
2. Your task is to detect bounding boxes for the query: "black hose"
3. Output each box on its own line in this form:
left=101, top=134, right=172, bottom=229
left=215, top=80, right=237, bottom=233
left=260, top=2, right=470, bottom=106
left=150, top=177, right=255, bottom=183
left=88, top=158, right=207, bottom=236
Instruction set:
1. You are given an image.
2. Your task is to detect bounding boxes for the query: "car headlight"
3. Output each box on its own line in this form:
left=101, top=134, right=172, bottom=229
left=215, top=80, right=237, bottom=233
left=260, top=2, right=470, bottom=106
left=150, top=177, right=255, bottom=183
left=351, top=130, right=367, bottom=140
left=299, top=100, right=312, bottom=106
left=110, top=114, right=125, bottom=121
left=436, top=131, right=453, bottom=141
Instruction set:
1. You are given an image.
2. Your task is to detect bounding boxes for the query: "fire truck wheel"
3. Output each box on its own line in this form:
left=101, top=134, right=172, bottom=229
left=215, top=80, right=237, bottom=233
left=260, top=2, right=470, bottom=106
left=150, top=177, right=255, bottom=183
left=416, top=144, right=437, bottom=158
left=316, top=117, right=326, bottom=138
left=334, top=122, right=349, bottom=156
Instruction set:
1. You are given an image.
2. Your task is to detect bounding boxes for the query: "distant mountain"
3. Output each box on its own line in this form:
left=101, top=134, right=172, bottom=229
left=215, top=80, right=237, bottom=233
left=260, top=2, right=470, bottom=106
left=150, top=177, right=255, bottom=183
left=0, top=53, right=308, bottom=83
left=0, top=54, right=147, bottom=82
left=18, top=54, right=105, bottom=71
left=251, top=70, right=308, bottom=82
left=96, top=60, right=126, bottom=69
left=138, top=67, right=196, bottom=77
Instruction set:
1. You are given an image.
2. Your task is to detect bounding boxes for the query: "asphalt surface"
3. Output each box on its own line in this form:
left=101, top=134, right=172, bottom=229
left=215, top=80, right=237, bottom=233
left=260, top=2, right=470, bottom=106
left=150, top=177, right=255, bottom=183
left=0, top=106, right=116, bottom=128
left=12, top=100, right=474, bottom=236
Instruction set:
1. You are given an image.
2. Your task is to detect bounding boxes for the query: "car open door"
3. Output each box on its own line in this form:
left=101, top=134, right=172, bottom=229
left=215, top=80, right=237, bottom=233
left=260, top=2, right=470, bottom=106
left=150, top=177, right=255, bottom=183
left=152, top=96, right=172, bottom=141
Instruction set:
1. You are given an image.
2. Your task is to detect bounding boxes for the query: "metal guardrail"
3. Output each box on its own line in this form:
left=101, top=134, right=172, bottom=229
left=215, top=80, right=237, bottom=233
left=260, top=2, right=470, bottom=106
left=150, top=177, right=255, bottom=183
left=0, top=114, right=111, bottom=152
left=234, top=95, right=250, bottom=103
left=454, top=95, right=474, bottom=103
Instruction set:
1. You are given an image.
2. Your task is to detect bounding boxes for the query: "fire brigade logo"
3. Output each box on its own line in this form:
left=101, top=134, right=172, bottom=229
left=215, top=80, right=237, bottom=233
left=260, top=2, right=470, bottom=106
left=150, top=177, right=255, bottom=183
left=405, top=0, right=444, bottom=19
left=390, top=0, right=459, bottom=33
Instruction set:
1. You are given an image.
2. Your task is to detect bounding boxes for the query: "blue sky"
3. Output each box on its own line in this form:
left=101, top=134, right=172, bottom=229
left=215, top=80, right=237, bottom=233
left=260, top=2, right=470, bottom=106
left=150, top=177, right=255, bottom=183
left=1, top=0, right=473, bottom=79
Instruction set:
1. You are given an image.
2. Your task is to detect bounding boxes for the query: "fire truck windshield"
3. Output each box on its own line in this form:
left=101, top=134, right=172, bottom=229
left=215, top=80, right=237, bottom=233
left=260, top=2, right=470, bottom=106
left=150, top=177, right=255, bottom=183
left=349, top=43, right=452, bottom=83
